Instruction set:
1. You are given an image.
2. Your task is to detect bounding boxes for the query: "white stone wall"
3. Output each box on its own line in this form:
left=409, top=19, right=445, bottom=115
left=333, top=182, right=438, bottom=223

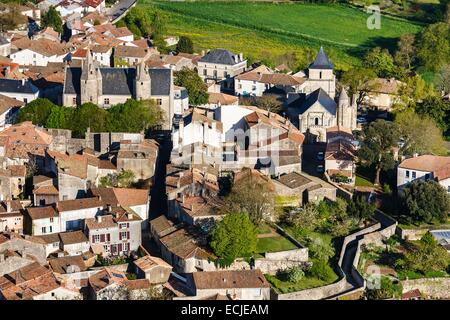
left=10, top=49, right=65, bottom=67
left=234, top=79, right=267, bottom=96
left=32, top=216, right=61, bottom=235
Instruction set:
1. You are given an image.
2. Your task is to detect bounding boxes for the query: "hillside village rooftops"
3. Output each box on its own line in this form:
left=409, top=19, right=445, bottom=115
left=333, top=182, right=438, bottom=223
left=0, top=78, right=39, bottom=94
left=293, top=88, right=336, bottom=115
left=64, top=67, right=171, bottom=96
left=0, top=200, right=23, bottom=213
left=57, top=197, right=103, bottom=212
left=149, top=215, right=177, bottom=237
left=49, top=255, right=87, bottom=274
left=198, top=48, right=244, bottom=65
left=115, top=45, right=149, bottom=58
left=325, top=139, right=356, bottom=161
left=159, top=227, right=214, bottom=260
left=192, top=269, right=270, bottom=290
left=58, top=230, right=88, bottom=245
left=90, top=187, right=149, bottom=207
left=134, top=254, right=172, bottom=272
left=26, top=206, right=58, bottom=220
left=309, top=46, right=333, bottom=69
left=277, top=171, right=312, bottom=189
left=366, top=77, right=404, bottom=95
left=14, top=38, right=67, bottom=57
left=176, top=195, right=225, bottom=218
left=399, top=155, right=450, bottom=181
left=207, top=92, right=238, bottom=105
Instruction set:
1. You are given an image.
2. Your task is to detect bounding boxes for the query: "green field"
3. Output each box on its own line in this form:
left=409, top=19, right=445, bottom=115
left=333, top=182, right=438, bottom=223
left=140, top=1, right=423, bottom=69
left=256, top=236, right=297, bottom=253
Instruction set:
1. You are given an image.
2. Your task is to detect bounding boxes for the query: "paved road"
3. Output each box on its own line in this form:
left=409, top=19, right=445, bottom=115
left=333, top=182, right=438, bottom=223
left=107, top=0, right=137, bottom=23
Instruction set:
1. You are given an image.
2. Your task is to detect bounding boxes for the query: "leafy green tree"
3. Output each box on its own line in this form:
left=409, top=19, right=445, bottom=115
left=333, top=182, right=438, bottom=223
left=395, top=110, right=447, bottom=156
left=45, top=106, right=73, bottom=129
left=121, top=6, right=152, bottom=38
left=366, top=276, right=403, bottom=300
left=287, top=204, right=320, bottom=231
left=415, top=95, right=450, bottom=134
left=106, top=99, right=164, bottom=133
left=100, top=170, right=136, bottom=188
left=398, top=232, right=449, bottom=274
left=151, top=10, right=167, bottom=45
left=304, top=234, right=335, bottom=261
left=41, top=6, right=63, bottom=34
left=394, top=74, right=432, bottom=110
left=286, top=266, right=305, bottom=283
left=71, top=103, right=107, bottom=137
left=358, top=120, right=400, bottom=185
left=416, top=22, right=450, bottom=71
left=176, top=36, right=194, bottom=54
left=210, top=212, right=257, bottom=265
left=223, top=168, right=275, bottom=225
left=308, top=259, right=336, bottom=282
left=341, top=67, right=378, bottom=104
left=364, top=47, right=396, bottom=78
left=174, top=67, right=209, bottom=105
left=347, top=195, right=376, bottom=222
left=16, top=98, right=57, bottom=125
left=401, top=180, right=450, bottom=224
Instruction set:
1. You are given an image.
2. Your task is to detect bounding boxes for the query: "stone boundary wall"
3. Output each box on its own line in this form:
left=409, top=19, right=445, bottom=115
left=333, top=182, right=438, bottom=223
left=401, top=278, right=450, bottom=299
left=396, top=227, right=428, bottom=241
left=264, top=248, right=308, bottom=262
left=324, top=173, right=353, bottom=201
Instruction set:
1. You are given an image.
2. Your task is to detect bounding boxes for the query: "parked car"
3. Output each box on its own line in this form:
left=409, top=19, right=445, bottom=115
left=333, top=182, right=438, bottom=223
left=357, top=116, right=368, bottom=124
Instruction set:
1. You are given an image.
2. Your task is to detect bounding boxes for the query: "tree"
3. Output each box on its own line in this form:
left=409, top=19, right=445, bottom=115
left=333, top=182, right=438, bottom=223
left=223, top=168, right=275, bottom=225
left=0, top=4, right=27, bottom=32
left=41, top=6, right=63, bottom=34
left=415, top=95, right=450, bottom=134
left=286, top=204, right=320, bottom=231
left=45, top=105, right=73, bottom=129
left=106, top=99, right=164, bottom=133
left=401, top=180, right=450, bottom=224
left=399, top=232, right=449, bottom=274
left=308, top=259, right=336, bottom=282
left=395, top=110, right=447, bottom=156
left=358, top=120, right=400, bottom=185
left=341, top=67, right=378, bottom=104
left=16, top=98, right=57, bottom=125
left=347, top=195, right=376, bottom=222
left=176, top=36, right=194, bottom=54
left=366, top=276, right=403, bottom=300
left=71, top=103, right=107, bottom=137
left=364, top=47, right=396, bottom=78
left=121, top=6, right=153, bottom=38
left=394, top=34, right=416, bottom=69
left=100, top=170, right=136, bottom=188
left=240, top=95, right=283, bottom=113
left=416, top=22, right=450, bottom=71
left=436, top=64, right=450, bottom=95
left=394, top=74, right=432, bottom=110
left=174, top=67, right=209, bottom=105
left=151, top=10, right=166, bottom=44
left=210, top=212, right=257, bottom=265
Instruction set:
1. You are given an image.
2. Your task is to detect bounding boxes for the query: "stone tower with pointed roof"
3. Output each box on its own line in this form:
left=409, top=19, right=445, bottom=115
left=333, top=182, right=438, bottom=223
left=337, top=87, right=357, bottom=130
left=135, top=62, right=151, bottom=100
left=80, top=48, right=102, bottom=105
left=305, top=47, right=336, bottom=99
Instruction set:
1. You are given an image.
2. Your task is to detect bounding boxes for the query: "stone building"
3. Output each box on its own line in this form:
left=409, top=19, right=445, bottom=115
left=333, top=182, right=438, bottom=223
left=63, top=50, right=175, bottom=129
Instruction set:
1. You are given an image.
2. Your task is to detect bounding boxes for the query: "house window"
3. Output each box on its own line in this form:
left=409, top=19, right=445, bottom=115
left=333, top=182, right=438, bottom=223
left=104, top=98, right=110, bottom=105
left=23, top=98, right=28, bottom=104
left=203, top=69, right=207, bottom=76
left=412, top=171, right=416, bottom=179
left=252, top=85, right=256, bottom=91
left=406, top=170, right=410, bottom=178
left=314, top=117, right=319, bottom=126
left=49, top=226, right=52, bottom=233
left=41, top=227, right=46, bottom=234
left=238, top=84, right=242, bottom=89
left=89, top=96, right=93, bottom=102
left=53, top=242, right=59, bottom=248
left=63, top=195, right=68, bottom=200
left=72, top=98, right=76, bottom=105
left=156, top=99, right=162, bottom=106
left=213, top=70, right=217, bottom=78
left=319, top=71, right=322, bottom=79
left=119, top=231, right=128, bottom=240
left=425, top=173, right=430, bottom=180
left=92, top=234, right=101, bottom=243
left=50, top=217, right=54, bottom=223
left=224, top=71, right=228, bottom=77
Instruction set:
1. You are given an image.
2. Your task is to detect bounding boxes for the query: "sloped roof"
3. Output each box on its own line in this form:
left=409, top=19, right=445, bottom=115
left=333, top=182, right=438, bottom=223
left=198, top=49, right=242, bottom=65
left=399, top=155, right=450, bottom=181
left=192, top=269, right=270, bottom=290
left=309, top=47, right=333, bottom=69
left=295, top=88, right=336, bottom=115
left=0, top=78, right=39, bottom=94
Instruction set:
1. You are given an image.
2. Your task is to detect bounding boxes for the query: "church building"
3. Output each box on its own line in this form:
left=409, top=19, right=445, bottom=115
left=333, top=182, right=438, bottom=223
left=287, top=47, right=357, bottom=142
left=63, top=49, right=175, bottom=129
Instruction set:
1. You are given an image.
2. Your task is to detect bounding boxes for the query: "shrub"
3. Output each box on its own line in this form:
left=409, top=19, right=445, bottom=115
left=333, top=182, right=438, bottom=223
left=309, top=259, right=336, bottom=282
left=286, top=266, right=305, bottom=283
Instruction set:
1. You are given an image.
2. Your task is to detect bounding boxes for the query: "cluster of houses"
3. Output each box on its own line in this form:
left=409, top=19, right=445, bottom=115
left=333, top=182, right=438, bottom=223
left=0, top=1, right=448, bottom=301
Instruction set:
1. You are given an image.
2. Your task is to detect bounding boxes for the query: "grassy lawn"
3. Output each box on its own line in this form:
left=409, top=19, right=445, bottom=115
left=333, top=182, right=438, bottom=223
left=256, top=236, right=297, bottom=253
left=256, top=223, right=273, bottom=235
left=265, top=273, right=339, bottom=294
left=275, top=195, right=299, bottom=207
left=355, top=175, right=375, bottom=187
left=139, top=1, right=423, bottom=69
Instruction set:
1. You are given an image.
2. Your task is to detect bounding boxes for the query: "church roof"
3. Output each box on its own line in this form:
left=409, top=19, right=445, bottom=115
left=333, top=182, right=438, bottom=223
left=198, top=48, right=242, bottom=65
left=339, top=87, right=349, bottom=102
left=309, top=47, right=333, bottom=70
left=63, top=67, right=171, bottom=96
left=294, top=88, right=336, bottom=115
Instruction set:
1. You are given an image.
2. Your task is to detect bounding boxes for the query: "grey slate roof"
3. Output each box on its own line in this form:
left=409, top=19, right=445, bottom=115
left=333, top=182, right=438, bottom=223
left=0, top=78, right=39, bottom=94
left=198, top=48, right=240, bottom=65
left=64, top=67, right=171, bottom=96
left=309, top=47, right=333, bottom=70
left=293, top=88, right=336, bottom=115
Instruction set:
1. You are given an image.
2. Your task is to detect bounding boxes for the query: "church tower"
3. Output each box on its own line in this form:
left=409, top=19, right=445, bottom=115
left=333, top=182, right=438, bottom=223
left=80, top=49, right=101, bottom=104
left=135, top=62, right=151, bottom=100
left=337, top=87, right=357, bottom=130
left=307, top=47, right=336, bottom=99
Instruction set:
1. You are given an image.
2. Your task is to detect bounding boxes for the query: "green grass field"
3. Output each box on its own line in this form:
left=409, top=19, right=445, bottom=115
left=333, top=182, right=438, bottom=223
left=256, top=236, right=297, bottom=253
left=140, top=1, right=423, bottom=69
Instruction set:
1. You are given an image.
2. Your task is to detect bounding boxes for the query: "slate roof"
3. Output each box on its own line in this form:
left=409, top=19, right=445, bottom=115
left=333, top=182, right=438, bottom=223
left=63, top=67, right=171, bottom=96
left=293, top=88, right=336, bottom=115
left=309, top=47, right=333, bottom=70
left=0, top=78, right=39, bottom=94
left=198, top=48, right=241, bottom=65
